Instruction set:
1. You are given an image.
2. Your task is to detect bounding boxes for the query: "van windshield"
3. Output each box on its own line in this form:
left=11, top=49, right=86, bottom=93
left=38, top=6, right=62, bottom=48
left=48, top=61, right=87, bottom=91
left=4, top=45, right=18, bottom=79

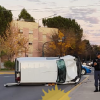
left=56, top=59, right=66, bottom=83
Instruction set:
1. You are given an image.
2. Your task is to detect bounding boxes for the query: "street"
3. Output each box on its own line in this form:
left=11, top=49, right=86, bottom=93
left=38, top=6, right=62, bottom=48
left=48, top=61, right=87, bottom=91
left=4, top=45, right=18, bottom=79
left=0, top=73, right=89, bottom=100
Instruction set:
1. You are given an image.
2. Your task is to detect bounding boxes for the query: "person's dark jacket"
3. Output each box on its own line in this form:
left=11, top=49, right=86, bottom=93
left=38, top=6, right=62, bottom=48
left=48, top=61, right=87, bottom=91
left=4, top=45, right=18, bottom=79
left=92, top=57, right=100, bottom=71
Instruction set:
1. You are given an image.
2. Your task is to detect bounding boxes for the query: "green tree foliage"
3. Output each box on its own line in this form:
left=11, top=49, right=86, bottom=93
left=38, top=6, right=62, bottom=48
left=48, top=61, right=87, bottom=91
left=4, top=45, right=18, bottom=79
left=42, top=16, right=83, bottom=39
left=4, top=60, right=15, bottom=70
left=42, top=16, right=92, bottom=59
left=0, top=5, right=12, bottom=37
left=81, top=40, right=92, bottom=61
left=42, top=18, right=47, bottom=27
left=91, top=45, right=100, bottom=60
left=18, top=8, right=35, bottom=22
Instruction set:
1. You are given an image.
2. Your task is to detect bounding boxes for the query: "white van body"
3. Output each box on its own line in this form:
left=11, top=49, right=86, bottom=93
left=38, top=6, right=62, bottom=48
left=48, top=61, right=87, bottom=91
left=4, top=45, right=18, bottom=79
left=15, top=55, right=82, bottom=84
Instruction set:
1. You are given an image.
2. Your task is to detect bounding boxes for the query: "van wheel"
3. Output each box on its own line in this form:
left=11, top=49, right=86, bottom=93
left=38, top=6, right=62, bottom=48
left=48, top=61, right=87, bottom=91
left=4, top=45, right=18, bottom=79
left=81, top=68, right=86, bottom=75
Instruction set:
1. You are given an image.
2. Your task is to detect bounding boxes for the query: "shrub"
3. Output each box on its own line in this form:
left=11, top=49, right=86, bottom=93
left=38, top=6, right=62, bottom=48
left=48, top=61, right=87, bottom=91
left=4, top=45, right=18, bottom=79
left=4, top=60, right=15, bottom=70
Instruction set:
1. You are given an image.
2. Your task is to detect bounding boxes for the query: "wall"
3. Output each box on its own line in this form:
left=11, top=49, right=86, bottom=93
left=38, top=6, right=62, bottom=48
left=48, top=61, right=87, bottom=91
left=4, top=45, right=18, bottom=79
left=13, top=20, right=58, bottom=57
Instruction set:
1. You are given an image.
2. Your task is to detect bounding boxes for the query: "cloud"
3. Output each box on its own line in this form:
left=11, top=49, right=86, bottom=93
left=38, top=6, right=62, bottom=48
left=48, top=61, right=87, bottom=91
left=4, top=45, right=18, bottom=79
left=17, top=5, right=24, bottom=8
left=84, top=29, right=100, bottom=45
left=89, top=36, right=100, bottom=45
left=27, top=0, right=56, bottom=7
left=27, top=0, right=40, bottom=2
left=85, top=33, right=100, bottom=45
left=63, top=8, right=99, bottom=24
left=70, top=8, right=96, bottom=15
left=87, top=24, right=93, bottom=27
left=63, top=14, right=99, bottom=24
left=70, top=0, right=78, bottom=2
left=81, top=16, right=99, bottom=24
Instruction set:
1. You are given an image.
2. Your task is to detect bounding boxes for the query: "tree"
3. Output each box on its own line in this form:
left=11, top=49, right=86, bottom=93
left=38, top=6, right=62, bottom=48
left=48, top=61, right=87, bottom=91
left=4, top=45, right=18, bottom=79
left=44, top=31, right=75, bottom=57
left=91, top=45, right=100, bottom=60
left=42, top=18, right=47, bottom=27
left=42, top=16, right=89, bottom=58
left=0, top=5, right=12, bottom=37
left=42, top=16, right=83, bottom=40
left=44, top=30, right=86, bottom=57
left=82, top=40, right=91, bottom=61
left=18, top=8, right=35, bottom=22
left=0, top=23, right=28, bottom=61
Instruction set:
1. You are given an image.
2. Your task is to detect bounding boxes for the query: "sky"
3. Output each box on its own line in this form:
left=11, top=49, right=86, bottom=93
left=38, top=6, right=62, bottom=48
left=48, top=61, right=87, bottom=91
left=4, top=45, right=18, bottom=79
left=0, top=0, right=100, bottom=45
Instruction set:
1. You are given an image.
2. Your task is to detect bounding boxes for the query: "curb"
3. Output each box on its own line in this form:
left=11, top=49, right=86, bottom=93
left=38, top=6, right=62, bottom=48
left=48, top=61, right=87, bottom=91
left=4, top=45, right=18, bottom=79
left=0, top=72, right=14, bottom=74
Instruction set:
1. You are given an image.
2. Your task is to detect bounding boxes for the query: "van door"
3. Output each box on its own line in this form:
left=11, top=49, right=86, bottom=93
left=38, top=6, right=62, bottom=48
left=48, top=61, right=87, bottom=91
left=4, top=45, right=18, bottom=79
left=56, top=59, right=66, bottom=83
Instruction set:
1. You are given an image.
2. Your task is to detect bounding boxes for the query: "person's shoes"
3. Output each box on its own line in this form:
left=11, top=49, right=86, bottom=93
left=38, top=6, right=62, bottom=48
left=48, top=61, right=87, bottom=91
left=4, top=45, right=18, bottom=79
left=94, top=87, right=98, bottom=92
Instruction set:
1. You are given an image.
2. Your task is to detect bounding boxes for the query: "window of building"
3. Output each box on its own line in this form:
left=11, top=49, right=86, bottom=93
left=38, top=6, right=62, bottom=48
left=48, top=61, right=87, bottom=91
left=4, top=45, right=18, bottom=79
left=29, top=42, right=32, bottom=45
left=19, top=29, right=23, bottom=33
left=29, top=30, right=33, bottom=34
left=43, top=34, right=46, bottom=38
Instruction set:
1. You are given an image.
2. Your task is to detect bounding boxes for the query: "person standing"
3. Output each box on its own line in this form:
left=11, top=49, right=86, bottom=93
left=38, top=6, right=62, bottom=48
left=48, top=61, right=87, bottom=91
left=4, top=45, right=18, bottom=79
left=92, top=52, right=100, bottom=92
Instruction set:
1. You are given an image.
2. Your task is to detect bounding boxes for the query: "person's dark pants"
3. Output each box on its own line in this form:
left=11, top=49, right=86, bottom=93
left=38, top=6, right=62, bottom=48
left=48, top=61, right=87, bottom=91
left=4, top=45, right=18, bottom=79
left=94, top=71, right=100, bottom=87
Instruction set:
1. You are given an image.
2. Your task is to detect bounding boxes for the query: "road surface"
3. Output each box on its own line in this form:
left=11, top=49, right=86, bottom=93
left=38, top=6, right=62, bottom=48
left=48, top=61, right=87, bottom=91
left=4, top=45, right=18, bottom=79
left=0, top=73, right=89, bottom=100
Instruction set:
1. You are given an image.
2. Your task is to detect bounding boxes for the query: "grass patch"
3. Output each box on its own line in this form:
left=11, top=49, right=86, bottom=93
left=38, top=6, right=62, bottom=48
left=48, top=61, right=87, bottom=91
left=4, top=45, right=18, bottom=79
left=0, top=68, right=14, bottom=71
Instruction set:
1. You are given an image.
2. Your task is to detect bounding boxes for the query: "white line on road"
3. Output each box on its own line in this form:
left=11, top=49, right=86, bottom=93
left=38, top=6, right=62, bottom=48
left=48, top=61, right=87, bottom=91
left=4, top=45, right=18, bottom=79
left=0, top=75, right=14, bottom=77
left=4, top=76, right=14, bottom=77
left=82, top=75, right=90, bottom=77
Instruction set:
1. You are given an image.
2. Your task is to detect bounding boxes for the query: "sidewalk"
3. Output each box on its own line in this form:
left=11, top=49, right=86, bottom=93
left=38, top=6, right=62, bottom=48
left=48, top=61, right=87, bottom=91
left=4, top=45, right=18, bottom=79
left=69, top=74, right=100, bottom=100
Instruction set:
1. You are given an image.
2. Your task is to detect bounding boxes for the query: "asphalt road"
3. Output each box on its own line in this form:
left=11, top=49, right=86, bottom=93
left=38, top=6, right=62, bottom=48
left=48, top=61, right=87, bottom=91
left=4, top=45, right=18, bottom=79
left=0, top=74, right=88, bottom=100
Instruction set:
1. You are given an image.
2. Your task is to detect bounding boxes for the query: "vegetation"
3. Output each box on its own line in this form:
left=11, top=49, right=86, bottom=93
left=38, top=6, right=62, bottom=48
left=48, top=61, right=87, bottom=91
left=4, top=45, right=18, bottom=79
left=0, top=5, right=100, bottom=69
left=43, top=16, right=84, bottom=57
left=18, top=8, right=35, bottom=22
left=0, top=68, right=14, bottom=71
left=4, top=60, right=15, bottom=70
left=44, top=31, right=86, bottom=57
left=42, top=16, right=83, bottom=40
left=42, top=16, right=100, bottom=61
left=0, top=23, right=28, bottom=61
left=0, top=5, right=12, bottom=37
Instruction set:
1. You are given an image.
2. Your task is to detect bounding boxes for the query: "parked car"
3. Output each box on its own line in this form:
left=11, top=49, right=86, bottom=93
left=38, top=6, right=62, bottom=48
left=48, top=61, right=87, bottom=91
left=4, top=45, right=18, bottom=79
left=82, top=61, right=93, bottom=66
left=86, top=61, right=93, bottom=66
left=81, top=65, right=91, bottom=75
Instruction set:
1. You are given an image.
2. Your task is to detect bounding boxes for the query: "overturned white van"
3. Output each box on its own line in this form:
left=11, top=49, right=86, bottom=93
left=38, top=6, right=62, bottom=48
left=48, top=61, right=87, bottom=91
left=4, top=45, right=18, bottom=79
left=4, top=55, right=82, bottom=87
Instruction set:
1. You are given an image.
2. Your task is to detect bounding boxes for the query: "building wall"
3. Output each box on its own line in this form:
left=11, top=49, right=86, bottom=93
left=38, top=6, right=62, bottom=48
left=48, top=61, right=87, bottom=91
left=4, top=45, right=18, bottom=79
left=13, top=20, right=58, bottom=57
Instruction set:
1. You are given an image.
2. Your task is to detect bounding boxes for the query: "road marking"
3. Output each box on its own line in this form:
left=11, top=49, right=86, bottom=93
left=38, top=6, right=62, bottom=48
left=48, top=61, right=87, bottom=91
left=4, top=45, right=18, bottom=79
left=0, top=72, right=14, bottom=74
left=82, top=75, right=90, bottom=77
left=70, top=75, right=89, bottom=92
left=59, top=75, right=90, bottom=100
left=4, top=76, right=14, bottom=77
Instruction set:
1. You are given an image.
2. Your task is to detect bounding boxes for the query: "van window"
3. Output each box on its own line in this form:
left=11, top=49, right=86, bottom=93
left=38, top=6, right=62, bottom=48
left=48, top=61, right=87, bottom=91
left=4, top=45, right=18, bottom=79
left=56, top=59, right=66, bottom=83
left=15, top=60, right=19, bottom=71
left=15, top=59, right=18, bottom=71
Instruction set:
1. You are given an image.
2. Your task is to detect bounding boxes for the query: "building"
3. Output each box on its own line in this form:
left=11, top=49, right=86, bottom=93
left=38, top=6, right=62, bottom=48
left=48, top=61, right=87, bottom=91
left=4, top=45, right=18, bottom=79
left=13, top=20, right=58, bottom=57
